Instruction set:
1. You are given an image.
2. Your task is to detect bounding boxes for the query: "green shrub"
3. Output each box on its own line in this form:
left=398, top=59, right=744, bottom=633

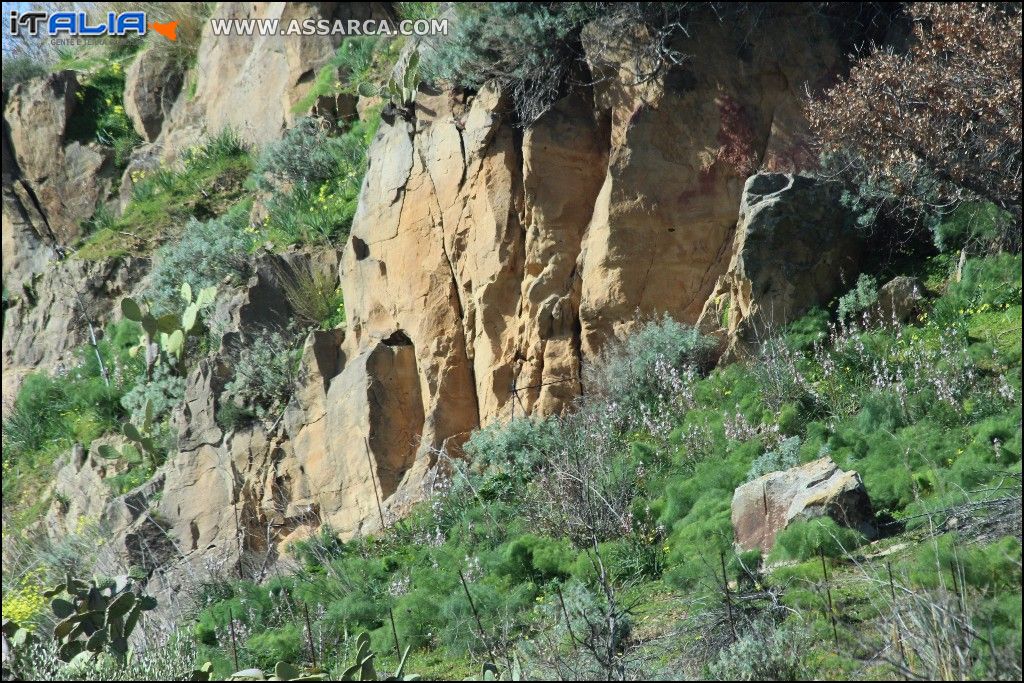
left=500, top=534, right=574, bottom=582
left=245, top=624, right=305, bottom=670
left=930, top=201, right=1018, bottom=253
left=257, top=114, right=379, bottom=245
left=222, top=327, right=303, bottom=417
left=463, top=416, right=562, bottom=473
left=837, top=273, right=879, bottom=322
left=272, top=259, right=345, bottom=330
left=64, top=59, right=141, bottom=169
left=214, top=400, right=257, bottom=433
left=119, top=363, right=186, bottom=424
left=423, top=3, right=600, bottom=124
left=144, top=207, right=252, bottom=314
left=746, top=436, right=801, bottom=481
left=584, top=313, right=713, bottom=426
left=770, top=517, right=867, bottom=561
left=705, top=618, right=810, bottom=681
left=255, top=117, right=357, bottom=191
left=907, top=535, right=1023, bottom=591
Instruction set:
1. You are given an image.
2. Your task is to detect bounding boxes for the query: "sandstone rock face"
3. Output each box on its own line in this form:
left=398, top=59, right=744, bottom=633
left=123, top=47, right=185, bottom=142
left=340, top=6, right=845, bottom=480
left=696, top=173, right=862, bottom=359
left=157, top=2, right=391, bottom=157
left=3, top=103, right=140, bottom=407
left=2, top=4, right=872, bottom=575
left=2, top=118, right=53, bottom=295
left=45, top=440, right=168, bottom=574
left=732, top=456, right=877, bottom=554
left=3, top=71, right=115, bottom=244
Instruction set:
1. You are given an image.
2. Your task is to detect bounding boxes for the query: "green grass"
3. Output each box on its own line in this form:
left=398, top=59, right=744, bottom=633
left=1, top=321, right=144, bottom=534
left=76, top=130, right=253, bottom=260
left=189, top=250, right=1021, bottom=679
left=255, top=110, right=381, bottom=248
left=60, top=51, right=142, bottom=171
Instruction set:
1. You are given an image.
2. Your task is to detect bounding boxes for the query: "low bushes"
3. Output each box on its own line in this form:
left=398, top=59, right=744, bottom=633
left=64, top=59, right=141, bottom=169
left=1, top=320, right=142, bottom=531
left=255, top=114, right=379, bottom=246
left=143, top=205, right=252, bottom=315
left=78, top=129, right=253, bottom=260
left=221, top=327, right=303, bottom=420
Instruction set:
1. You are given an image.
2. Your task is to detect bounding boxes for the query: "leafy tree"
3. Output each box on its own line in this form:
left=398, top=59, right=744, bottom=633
left=808, top=3, right=1022, bottom=234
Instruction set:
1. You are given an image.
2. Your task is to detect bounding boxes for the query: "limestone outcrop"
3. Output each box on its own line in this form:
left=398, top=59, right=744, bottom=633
left=731, top=456, right=877, bottom=554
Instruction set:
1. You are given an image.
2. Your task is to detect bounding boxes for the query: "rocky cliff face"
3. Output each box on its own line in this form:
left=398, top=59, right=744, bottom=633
left=2, top=3, right=863, bottom=589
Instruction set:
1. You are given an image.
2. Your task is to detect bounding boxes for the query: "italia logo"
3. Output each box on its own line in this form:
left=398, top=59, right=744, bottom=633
left=8, top=10, right=177, bottom=40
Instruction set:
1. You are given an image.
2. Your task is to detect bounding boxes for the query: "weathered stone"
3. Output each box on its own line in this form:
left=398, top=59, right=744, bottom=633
left=157, top=2, right=392, bottom=158
left=3, top=71, right=115, bottom=244
left=123, top=47, right=185, bottom=142
left=281, top=336, right=426, bottom=539
left=2, top=255, right=146, bottom=408
left=2, top=4, right=868, bottom=574
left=875, top=275, right=925, bottom=324
left=732, top=456, right=876, bottom=554
left=697, top=174, right=862, bottom=359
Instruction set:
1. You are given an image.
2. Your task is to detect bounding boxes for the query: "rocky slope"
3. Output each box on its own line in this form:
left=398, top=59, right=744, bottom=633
left=2, top=3, right=865, bottom=595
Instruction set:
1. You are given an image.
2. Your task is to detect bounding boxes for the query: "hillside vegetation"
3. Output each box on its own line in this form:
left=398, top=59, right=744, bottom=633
left=1, top=2, right=1020, bottom=681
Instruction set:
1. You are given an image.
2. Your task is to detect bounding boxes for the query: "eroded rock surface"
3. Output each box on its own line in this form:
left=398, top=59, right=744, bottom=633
left=4, top=71, right=116, bottom=244
left=3, top=4, right=876, bottom=580
left=732, top=456, right=877, bottom=554
left=157, top=2, right=392, bottom=157
left=697, top=173, right=862, bottom=359
left=123, top=47, right=185, bottom=142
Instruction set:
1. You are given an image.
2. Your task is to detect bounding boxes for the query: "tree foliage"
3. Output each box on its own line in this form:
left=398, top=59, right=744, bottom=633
left=808, top=3, right=1022, bottom=234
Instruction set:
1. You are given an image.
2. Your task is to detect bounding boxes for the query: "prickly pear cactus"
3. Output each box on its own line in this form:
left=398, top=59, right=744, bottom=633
left=339, top=632, right=419, bottom=681
left=2, top=617, right=37, bottom=679
left=96, top=399, right=161, bottom=467
left=121, top=283, right=217, bottom=368
left=45, top=573, right=157, bottom=665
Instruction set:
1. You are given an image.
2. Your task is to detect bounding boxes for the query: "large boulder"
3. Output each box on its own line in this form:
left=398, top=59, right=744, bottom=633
left=697, top=173, right=862, bottom=358
left=3, top=71, right=116, bottom=244
left=875, top=275, right=925, bottom=324
left=732, top=456, right=877, bottom=554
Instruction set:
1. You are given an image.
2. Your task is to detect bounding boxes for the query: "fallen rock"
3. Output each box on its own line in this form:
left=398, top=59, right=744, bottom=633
left=732, top=456, right=876, bottom=554
left=697, top=174, right=862, bottom=359
left=875, top=275, right=925, bottom=324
